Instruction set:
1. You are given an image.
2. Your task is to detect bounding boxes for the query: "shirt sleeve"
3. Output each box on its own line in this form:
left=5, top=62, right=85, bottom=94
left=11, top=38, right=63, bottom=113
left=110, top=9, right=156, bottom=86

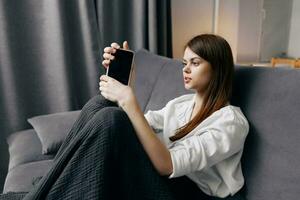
left=168, top=109, right=249, bottom=178
left=144, top=106, right=166, bottom=132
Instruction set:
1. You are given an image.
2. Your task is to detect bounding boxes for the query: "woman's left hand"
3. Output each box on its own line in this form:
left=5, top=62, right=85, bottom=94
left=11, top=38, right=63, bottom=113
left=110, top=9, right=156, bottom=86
left=99, top=75, right=135, bottom=109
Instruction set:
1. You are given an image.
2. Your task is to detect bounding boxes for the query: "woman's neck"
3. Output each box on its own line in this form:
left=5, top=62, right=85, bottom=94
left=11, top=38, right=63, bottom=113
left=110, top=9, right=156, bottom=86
left=190, top=93, right=204, bottom=120
left=194, top=92, right=204, bottom=110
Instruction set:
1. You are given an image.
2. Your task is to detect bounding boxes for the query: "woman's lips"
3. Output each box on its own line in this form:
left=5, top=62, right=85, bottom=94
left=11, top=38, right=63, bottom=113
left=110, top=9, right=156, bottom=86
left=184, top=77, right=192, bottom=83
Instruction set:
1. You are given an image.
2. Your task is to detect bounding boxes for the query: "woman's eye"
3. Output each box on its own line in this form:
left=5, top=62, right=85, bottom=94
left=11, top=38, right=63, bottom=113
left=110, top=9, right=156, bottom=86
left=182, top=62, right=187, bottom=66
left=192, top=62, right=199, bottom=66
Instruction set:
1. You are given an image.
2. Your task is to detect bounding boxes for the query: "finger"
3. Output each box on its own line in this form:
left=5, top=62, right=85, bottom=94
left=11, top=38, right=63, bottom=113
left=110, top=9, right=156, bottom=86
left=100, top=75, right=108, bottom=82
left=102, top=60, right=110, bottom=68
left=99, top=82, right=110, bottom=92
left=104, top=47, right=116, bottom=54
left=100, top=75, right=113, bottom=82
left=122, top=41, right=130, bottom=50
left=99, top=85, right=108, bottom=92
left=103, top=53, right=114, bottom=60
left=100, top=91, right=108, bottom=99
left=99, top=81, right=107, bottom=87
left=111, top=43, right=120, bottom=49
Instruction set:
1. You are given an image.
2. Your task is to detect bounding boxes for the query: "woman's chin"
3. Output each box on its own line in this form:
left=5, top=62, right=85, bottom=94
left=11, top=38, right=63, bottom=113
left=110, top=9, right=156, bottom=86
left=184, top=84, right=193, bottom=90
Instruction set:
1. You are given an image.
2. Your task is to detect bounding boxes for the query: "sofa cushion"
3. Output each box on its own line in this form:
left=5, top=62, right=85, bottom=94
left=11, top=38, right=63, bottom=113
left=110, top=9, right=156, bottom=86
left=6, top=129, right=54, bottom=171
left=135, top=49, right=191, bottom=112
left=231, top=66, right=300, bottom=200
left=3, top=160, right=53, bottom=193
left=144, top=58, right=192, bottom=112
left=134, top=49, right=172, bottom=111
left=27, top=110, right=80, bottom=155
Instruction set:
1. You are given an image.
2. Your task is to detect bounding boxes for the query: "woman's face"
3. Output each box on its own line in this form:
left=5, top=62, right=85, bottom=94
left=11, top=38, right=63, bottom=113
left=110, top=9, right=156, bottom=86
left=182, top=47, right=212, bottom=93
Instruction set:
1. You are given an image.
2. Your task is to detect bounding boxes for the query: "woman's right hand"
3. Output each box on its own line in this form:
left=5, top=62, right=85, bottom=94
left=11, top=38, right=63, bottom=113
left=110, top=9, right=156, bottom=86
left=101, top=41, right=135, bottom=89
left=102, top=41, right=130, bottom=69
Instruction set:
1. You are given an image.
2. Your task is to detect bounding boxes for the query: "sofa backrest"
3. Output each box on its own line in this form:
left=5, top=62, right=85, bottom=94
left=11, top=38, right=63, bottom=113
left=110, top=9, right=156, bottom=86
left=232, top=66, right=300, bottom=200
left=134, top=49, right=191, bottom=112
left=134, top=49, right=300, bottom=200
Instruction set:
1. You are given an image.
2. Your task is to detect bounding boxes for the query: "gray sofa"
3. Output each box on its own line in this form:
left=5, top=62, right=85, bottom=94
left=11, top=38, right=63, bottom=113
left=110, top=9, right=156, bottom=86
left=2, top=49, right=300, bottom=199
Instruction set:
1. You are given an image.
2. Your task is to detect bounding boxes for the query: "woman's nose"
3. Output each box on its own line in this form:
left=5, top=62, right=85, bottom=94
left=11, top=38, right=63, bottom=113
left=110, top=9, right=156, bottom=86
left=183, top=64, right=191, bottom=73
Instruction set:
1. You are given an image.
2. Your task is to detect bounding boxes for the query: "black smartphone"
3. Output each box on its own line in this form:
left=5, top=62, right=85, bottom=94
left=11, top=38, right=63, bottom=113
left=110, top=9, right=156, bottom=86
left=106, top=49, right=134, bottom=85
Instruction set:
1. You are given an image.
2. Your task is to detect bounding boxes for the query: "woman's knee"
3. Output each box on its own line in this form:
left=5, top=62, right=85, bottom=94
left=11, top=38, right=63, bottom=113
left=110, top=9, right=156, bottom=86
left=92, top=107, right=131, bottom=129
left=85, top=94, right=105, bottom=106
left=84, top=107, right=133, bottom=148
left=83, top=94, right=117, bottom=111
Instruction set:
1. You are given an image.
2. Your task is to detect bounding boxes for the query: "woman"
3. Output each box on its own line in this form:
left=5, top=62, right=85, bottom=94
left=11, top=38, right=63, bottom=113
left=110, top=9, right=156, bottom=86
left=22, top=34, right=248, bottom=200
left=100, top=34, right=249, bottom=199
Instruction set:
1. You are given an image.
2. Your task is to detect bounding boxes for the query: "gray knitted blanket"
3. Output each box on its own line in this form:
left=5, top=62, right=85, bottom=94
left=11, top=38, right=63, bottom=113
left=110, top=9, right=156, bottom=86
left=0, top=96, right=176, bottom=200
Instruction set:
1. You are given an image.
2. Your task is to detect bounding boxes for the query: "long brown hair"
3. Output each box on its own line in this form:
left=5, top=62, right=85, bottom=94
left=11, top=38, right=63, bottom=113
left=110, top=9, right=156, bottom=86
left=169, top=34, right=234, bottom=141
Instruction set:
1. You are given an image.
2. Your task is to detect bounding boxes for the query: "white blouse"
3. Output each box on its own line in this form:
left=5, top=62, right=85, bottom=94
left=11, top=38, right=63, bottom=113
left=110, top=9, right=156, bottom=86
left=144, top=94, right=249, bottom=198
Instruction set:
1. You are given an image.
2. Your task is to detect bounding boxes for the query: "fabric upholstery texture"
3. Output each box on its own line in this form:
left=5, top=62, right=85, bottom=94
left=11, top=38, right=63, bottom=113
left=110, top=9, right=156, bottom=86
left=231, top=66, right=300, bottom=200
left=3, top=160, right=53, bottom=194
left=27, top=110, right=81, bottom=155
left=6, top=130, right=54, bottom=171
left=134, top=49, right=173, bottom=111
left=134, top=49, right=192, bottom=112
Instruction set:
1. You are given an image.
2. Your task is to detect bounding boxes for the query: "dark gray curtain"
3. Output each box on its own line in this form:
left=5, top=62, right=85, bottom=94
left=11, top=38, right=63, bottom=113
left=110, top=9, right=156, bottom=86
left=0, top=0, right=172, bottom=191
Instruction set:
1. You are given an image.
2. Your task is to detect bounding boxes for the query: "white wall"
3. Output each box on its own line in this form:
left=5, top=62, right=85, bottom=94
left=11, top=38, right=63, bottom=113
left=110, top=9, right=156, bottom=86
left=236, top=0, right=263, bottom=63
left=171, top=0, right=213, bottom=59
left=217, top=0, right=240, bottom=62
left=171, top=0, right=241, bottom=62
left=288, top=0, right=300, bottom=58
left=259, top=0, right=293, bottom=61
left=171, top=0, right=300, bottom=62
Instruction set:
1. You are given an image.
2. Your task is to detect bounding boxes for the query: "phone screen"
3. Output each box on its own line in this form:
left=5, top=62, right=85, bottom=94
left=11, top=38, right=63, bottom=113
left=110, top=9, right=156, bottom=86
left=106, top=49, right=134, bottom=85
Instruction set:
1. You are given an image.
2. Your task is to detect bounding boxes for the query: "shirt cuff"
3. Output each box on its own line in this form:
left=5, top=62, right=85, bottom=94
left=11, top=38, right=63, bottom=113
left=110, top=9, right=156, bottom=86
left=168, top=147, right=189, bottom=178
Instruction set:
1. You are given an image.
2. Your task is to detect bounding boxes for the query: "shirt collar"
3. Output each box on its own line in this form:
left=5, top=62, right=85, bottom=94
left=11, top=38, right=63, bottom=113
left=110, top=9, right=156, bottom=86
left=175, top=94, right=196, bottom=125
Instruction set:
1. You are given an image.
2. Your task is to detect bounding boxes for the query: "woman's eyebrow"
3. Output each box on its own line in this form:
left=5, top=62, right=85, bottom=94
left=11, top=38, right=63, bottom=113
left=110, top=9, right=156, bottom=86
left=183, top=57, right=201, bottom=62
left=182, top=56, right=201, bottom=60
left=191, top=57, right=201, bottom=61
